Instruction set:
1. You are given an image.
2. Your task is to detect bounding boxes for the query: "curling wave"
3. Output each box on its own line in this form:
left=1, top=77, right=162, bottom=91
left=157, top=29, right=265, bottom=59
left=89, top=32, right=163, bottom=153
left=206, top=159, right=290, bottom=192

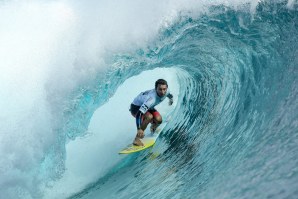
left=68, top=1, right=298, bottom=199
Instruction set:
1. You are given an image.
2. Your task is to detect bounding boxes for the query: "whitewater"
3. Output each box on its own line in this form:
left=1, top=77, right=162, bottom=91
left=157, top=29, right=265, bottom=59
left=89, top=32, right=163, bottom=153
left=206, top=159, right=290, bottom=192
left=0, top=0, right=297, bottom=198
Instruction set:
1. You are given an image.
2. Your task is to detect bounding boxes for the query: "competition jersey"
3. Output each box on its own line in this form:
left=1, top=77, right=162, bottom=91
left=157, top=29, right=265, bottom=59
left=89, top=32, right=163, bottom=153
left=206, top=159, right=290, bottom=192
left=132, top=89, right=171, bottom=114
left=131, top=89, right=173, bottom=129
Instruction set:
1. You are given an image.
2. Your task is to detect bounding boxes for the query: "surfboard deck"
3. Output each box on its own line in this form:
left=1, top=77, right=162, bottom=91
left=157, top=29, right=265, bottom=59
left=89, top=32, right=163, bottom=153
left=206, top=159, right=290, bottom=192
left=119, top=130, right=160, bottom=154
left=119, top=115, right=171, bottom=154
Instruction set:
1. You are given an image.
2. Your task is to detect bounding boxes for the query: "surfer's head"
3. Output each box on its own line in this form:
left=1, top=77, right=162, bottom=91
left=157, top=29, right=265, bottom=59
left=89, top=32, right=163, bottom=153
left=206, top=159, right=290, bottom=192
left=155, top=79, right=168, bottom=97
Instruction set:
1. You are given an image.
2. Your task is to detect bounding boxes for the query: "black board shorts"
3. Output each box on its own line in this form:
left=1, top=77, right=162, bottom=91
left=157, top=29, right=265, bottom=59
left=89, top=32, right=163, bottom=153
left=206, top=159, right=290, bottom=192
left=130, top=104, right=158, bottom=117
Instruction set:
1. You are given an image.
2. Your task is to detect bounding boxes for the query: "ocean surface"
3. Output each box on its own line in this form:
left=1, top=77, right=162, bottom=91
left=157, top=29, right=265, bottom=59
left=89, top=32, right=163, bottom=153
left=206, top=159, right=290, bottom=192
left=0, top=0, right=297, bottom=198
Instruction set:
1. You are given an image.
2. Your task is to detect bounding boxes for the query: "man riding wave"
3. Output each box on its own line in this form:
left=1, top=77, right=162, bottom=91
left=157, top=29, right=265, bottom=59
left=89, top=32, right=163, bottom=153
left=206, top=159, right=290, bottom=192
left=130, top=79, right=173, bottom=146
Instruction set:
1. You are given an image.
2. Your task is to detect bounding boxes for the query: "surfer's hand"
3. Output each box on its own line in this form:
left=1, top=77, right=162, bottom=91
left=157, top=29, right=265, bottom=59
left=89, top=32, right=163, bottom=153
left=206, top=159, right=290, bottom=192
left=137, top=129, right=145, bottom=138
left=169, top=99, right=173, bottom=106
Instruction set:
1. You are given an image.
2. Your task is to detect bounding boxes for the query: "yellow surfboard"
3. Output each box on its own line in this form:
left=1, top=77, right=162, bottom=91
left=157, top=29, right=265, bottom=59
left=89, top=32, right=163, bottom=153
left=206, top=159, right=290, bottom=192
left=119, top=127, right=164, bottom=154
left=119, top=116, right=170, bottom=154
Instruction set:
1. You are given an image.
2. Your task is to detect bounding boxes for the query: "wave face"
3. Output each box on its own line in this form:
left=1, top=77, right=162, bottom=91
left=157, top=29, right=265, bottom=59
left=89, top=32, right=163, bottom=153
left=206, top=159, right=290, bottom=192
left=69, top=2, right=298, bottom=199
left=1, top=1, right=298, bottom=199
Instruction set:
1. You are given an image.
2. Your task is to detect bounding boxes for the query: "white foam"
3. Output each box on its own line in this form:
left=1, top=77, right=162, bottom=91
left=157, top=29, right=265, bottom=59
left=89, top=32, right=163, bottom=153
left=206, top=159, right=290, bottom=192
left=287, top=0, right=297, bottom=9
left=0, top=1, right=76, bottom=198
left=43, top=68, right=180, bottom=198
left=0, top=0, right=268, bottom=198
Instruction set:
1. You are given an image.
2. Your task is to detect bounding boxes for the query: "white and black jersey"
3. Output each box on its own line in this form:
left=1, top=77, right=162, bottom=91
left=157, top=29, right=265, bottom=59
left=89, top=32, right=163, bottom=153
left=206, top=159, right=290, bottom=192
left=130, top=89, right=173, bottom=129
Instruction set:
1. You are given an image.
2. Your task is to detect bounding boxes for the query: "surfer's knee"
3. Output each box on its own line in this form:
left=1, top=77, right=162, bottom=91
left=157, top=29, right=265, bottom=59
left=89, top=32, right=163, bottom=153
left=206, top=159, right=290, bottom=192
left=154, top=115, right=162, bottom=124
left=144, top=112, right=153, bottom=121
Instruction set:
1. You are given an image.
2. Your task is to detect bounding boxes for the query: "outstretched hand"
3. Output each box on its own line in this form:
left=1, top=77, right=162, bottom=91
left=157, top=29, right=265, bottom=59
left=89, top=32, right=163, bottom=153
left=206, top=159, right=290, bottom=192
left=169, top=99, right=173, bottom=106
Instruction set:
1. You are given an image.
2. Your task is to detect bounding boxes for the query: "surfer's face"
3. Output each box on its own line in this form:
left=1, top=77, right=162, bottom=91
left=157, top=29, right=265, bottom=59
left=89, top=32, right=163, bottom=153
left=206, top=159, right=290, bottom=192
left=156, top=84, right=168, bottom=97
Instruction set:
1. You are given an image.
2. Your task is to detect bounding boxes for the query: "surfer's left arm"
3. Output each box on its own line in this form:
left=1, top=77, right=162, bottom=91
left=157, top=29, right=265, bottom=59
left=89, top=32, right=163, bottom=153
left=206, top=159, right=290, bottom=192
left=167, top=93, right=173, bottom=106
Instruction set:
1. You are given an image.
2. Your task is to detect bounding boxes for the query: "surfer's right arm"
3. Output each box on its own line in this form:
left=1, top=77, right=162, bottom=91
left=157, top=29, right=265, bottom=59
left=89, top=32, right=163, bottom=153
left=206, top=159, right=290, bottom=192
left=135, top=111, right=144, bottom=130
left=135, top=109, right=146, bottom=139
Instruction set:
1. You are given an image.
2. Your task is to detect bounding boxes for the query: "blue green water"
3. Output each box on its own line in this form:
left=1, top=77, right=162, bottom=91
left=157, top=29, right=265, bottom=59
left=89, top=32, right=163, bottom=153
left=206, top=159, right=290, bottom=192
left=67, top=2, right=298, bottom=199
left=1, top=1, right=297, bottom=199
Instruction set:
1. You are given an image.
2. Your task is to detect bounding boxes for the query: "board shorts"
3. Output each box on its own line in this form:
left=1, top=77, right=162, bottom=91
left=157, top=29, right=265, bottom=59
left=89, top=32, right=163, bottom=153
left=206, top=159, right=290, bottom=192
left=130, top=104, right=161, bottom=119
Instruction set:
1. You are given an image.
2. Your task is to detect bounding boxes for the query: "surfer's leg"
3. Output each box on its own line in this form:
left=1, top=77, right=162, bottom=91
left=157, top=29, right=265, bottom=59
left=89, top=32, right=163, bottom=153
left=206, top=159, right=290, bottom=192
left=140, top=112, right=153, bottom=130
left=133, top=112, right=153, bottom=146
left=130, top=104, right=153, bottom=130
left=134, top=128, right=145, bottom=146
left=150, top=111, right=162, bottom=132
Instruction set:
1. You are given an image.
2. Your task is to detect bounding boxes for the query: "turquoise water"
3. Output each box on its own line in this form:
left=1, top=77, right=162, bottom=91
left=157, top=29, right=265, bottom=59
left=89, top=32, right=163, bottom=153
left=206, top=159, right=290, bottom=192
left=1, top=1, right=297, bottom=199
left=68, top=2, right=298, bottom=199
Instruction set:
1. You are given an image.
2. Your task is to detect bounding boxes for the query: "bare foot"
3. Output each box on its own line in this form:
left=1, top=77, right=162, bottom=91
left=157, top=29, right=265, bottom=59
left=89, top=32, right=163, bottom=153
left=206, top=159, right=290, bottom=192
left=133, top=137, right=144, bottom=146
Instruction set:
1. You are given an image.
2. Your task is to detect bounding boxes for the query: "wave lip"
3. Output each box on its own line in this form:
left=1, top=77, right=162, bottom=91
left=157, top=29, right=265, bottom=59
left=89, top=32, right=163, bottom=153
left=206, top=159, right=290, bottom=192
left=1, top=0, right=298, bottom=199
left=69, top=2, right=298, bottom=199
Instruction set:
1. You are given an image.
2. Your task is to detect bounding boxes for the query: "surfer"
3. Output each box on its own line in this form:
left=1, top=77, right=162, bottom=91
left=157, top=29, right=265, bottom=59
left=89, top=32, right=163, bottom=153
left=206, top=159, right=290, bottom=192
left=130, top=79, right=173, bottom=146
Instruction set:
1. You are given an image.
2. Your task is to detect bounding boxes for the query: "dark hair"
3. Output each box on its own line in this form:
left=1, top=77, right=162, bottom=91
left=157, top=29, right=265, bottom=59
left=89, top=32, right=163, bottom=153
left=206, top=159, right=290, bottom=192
left=155, top=79, right=168, bottom=89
